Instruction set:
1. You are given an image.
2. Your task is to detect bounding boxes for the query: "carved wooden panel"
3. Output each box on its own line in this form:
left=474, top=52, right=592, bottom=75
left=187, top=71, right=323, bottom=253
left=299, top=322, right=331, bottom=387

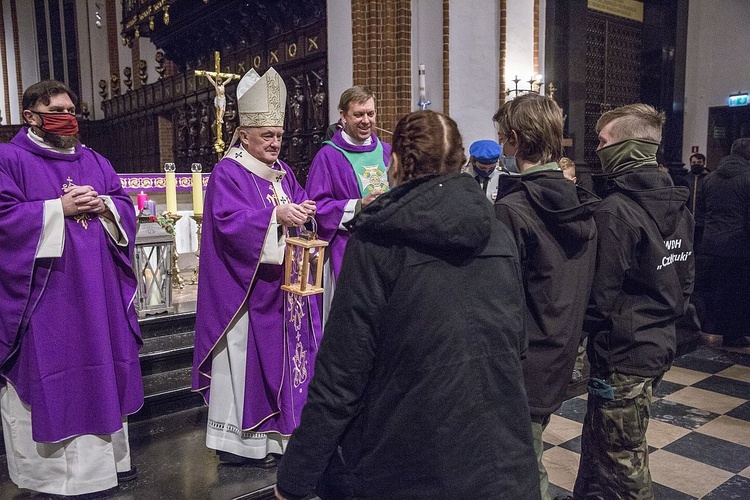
left=585, top=11, right=642, bottom=169
left=95, top=3, right=327, bottom=179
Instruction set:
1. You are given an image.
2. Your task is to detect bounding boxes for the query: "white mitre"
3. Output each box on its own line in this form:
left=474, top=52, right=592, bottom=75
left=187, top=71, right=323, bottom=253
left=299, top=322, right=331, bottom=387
left=236, top=67, right=287, bottom=127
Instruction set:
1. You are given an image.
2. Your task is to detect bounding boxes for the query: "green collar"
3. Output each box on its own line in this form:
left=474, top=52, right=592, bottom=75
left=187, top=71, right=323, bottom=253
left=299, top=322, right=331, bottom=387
left=521, top=162, right=560, bottom=175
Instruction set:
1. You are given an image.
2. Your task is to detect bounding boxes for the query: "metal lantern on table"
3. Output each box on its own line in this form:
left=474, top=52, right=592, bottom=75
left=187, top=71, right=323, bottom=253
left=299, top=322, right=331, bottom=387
left=281, top=225, right=328, bottom=296
left=133, top=213, right=175, bottom=317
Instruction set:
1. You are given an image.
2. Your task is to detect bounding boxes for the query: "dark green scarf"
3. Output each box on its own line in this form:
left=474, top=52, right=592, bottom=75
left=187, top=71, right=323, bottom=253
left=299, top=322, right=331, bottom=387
left=596, top=139, right=660, bottom=173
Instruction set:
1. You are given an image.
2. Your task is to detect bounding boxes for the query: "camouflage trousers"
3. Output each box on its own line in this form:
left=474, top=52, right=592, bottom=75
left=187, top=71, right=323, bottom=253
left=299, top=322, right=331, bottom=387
left=573, top=372, right=659, bottom=500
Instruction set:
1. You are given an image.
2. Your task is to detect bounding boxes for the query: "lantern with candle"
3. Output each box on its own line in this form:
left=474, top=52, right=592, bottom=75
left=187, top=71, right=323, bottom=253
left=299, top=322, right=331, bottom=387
left=281, top=223, right=328, bottom=296
left=133, top=212, right=174, bottom=317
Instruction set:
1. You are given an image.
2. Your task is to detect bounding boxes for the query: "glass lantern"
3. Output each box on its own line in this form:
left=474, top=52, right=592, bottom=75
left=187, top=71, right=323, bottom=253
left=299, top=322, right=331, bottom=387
left=133, top=214, right=175, bottom=317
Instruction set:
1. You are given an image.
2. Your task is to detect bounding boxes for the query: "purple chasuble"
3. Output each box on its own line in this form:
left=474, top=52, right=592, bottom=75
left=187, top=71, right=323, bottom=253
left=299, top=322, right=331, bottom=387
left=305, top=130, right=391, bottom=280
left=0, top=129, right=143, bottom=443
left=192, top=155, right=322, bottom=435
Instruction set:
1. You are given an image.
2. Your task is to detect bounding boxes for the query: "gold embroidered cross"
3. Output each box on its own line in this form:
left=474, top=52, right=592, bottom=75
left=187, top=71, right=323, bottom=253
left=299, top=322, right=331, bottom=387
left=61, top=177, right=91, bottom=229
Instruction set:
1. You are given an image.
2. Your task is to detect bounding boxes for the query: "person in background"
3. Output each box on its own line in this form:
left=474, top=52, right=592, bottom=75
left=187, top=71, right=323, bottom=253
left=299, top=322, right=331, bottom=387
left=275, top=110, right=539, bottom=499
left=461, top=139, right=507, bottom=202
left=493, top=93, right=600, bottom=500
left=0, top=79, right=142, bottom=495
left=697, top=139, right=750, bottom=347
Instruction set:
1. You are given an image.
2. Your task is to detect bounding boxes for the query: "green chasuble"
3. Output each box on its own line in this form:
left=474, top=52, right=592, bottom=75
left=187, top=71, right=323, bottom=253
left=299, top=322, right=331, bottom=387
left=323, top=140, right=389, bottom=197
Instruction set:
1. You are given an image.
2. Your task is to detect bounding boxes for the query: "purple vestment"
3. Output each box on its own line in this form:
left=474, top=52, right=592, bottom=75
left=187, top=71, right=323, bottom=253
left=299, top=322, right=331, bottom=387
left=192, top=155, right=322, bottom=435
left=305, top=131, right=391, bottom=279
left=0, top=129, right=143, bottom=443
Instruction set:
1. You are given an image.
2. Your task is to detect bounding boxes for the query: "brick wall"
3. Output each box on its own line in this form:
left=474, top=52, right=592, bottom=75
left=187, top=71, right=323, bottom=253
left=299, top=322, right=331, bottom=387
left=351, top=0, right=411, bottom=135
left=499, top=0, right=507, bottom=107
left=533, top=0, right=540, bottom=76
left=443, top=0, right=449, bottom=116
left=0, top=3, right=9, bottom=122
left=158, top=114, right=174, bottom=164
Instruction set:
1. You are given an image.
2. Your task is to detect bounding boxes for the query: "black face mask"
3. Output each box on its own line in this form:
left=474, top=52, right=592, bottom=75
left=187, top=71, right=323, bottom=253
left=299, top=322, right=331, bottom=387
left=690, top=164, right=704, bottom=174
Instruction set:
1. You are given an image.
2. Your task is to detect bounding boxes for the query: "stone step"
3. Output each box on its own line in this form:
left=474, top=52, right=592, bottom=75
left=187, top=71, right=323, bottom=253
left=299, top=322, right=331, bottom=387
left=132, top=366, right=202, bottom=423
left=138, top=309, right=196, bottom=340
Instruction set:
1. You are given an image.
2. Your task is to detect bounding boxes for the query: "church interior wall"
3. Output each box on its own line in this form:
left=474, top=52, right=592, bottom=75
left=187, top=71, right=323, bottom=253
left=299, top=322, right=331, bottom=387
left=326, top=0, right=353, bottom=122
left=16, top=2, right=39, bottom=101
left=682, top=0, right=750, bottom=165
left=77, top=0, right=110, bottom=121
left=411, top=0, right=444, bottom=113
left=449, top=0, right=501, bottom=148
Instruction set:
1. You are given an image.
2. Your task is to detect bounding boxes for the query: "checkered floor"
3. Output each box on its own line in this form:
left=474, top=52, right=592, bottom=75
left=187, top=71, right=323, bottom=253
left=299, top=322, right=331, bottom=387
left=544, top=334, right=750, bottom=499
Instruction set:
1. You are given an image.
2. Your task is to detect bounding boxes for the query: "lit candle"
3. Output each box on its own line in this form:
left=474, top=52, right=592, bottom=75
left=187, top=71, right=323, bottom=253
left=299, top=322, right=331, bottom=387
left=191, top=163, right=203, bottom=216
left=164, top=163, right=177, bottom=214
left=136, top=191, right=147, bottom=212
left=418, top=64, right=427, bottom=101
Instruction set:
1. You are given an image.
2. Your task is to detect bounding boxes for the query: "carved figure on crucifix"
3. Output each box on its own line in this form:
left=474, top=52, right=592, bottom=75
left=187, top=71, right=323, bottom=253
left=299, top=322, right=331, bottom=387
left=203, top=73, right=229, bottom=124
left=195, top=51, right=241, bottom=156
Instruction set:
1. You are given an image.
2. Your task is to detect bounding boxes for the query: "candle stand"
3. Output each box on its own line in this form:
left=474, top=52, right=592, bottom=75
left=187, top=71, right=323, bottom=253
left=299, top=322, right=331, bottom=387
left=191, top=214, right=203, bottom=285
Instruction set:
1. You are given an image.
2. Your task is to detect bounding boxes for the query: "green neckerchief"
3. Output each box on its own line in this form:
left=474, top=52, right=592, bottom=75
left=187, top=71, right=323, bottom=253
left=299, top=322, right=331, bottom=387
left=324, top=140, right=388, bottom=197
left=521, top=162, right=560, bottom=175
left=597, top=139, right=659, bottom=173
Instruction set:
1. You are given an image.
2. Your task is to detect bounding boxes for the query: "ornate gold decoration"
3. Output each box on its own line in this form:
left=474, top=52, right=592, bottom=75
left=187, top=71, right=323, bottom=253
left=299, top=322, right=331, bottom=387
left=62, top=177, right=91, bottom=229
left=287, top=43, right=297, bottom=58
left=163, top=5, right=170, bottom=25
left=307, top=37, right=318, bottom=51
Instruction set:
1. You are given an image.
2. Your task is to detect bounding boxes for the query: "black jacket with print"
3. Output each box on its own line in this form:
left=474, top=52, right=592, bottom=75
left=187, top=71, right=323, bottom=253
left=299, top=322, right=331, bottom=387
left=585, top=166, right=694, bottom=378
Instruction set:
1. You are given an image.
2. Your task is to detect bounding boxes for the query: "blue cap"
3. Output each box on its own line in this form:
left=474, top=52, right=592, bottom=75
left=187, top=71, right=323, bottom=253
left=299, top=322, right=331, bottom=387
left=469, top=140, right=502, bottom=164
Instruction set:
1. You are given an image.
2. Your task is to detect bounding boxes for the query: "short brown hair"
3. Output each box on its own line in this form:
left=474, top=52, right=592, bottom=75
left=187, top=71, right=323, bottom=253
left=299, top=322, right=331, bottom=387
left=22, top=80, right=77, bottom=111
left=392, top=110, right=465, bottom=182
left=338, top=86, right=375, bottom=113
left=595, top=103, right=665, bottom=143
left=492, top=93, right=563, bottom=164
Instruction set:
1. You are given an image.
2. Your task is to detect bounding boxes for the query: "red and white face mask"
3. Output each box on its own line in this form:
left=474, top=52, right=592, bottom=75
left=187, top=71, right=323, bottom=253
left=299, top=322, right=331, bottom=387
left=31, top=111, right=79, bottom=136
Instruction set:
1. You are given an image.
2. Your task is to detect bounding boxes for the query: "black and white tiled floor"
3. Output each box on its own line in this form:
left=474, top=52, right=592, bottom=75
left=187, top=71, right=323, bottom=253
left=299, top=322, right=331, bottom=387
left=544, top=335, right=750, bottom=499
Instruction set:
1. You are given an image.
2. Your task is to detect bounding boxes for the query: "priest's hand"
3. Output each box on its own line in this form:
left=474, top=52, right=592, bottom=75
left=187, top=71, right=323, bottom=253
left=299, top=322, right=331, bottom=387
left=61, top=185, right=100, bottom=216
left=300, top=200, right=316, bottom=220
left=361, top=189, right=383, bottom=207
left=276, top=203, right=310, bottom=227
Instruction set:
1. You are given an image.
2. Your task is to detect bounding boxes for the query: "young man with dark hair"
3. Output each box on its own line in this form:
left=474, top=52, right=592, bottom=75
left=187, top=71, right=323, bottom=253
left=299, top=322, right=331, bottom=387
left=574, top=104, right=694, bottom=498
left=0, top=79, right=142, bottom=495
left=493, top=93, right=600, bottom=500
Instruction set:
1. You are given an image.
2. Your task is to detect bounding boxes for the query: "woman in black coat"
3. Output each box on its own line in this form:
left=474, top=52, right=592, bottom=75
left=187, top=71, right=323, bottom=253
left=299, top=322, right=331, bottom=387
left=276, top=110, right=540, bottom=500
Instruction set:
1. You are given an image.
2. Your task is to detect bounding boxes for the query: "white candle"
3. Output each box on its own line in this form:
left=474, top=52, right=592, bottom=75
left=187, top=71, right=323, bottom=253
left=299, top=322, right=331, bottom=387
left=191, top=163, right=203, bottom=216
left=419, top=64, right=426, bottom=101
left=164, top=163, right=177, bottom=214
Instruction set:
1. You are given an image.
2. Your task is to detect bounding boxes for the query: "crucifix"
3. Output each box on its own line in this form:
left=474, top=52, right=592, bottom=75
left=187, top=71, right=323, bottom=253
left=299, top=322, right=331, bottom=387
left=195, top=51, right=241, bottom=157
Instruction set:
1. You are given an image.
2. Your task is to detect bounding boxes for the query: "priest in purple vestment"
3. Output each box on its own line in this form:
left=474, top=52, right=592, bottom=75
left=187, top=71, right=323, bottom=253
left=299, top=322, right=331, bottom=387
left=305, top=86, right=391, bottom=322
left=192, top=68, right=322, bottom=468
left=0, top=80, right=143, bottom=496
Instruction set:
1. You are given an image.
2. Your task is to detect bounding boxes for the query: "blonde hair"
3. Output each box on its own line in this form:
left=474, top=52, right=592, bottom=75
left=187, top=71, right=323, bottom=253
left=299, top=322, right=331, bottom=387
left=492, top=93, right=563, bottom=164
left=595, top=103, right=665, bottom=143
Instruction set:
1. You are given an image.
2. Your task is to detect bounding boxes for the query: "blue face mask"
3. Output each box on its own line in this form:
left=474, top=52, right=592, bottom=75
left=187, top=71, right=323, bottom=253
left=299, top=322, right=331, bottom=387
left=501, top=155, right=518, bottom=173
left=473, top=165, right=495, bottom=179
